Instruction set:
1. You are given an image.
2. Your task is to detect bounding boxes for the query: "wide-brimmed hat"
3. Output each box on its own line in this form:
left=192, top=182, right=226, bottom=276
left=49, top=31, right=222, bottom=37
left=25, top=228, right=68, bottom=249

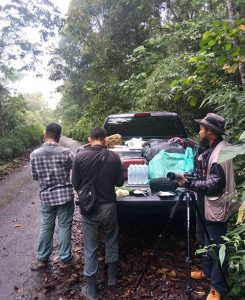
left=195, top=113, right=226, bottom=135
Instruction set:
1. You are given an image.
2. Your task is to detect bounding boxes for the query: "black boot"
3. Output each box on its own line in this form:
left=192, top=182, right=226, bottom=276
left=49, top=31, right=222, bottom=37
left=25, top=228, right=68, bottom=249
left=108, top=262, right=118, bottom=286
left=82, top=275, right=98, bottom=300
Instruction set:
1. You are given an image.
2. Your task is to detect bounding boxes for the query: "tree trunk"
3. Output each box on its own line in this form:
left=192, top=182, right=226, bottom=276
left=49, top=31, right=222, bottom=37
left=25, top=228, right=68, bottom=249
left=0, top=101, right=5, bottom=137
left=227, top=0, right=236, bottom=16
left=0, top=85, right=6, bottom=137
left=227, top=0, right=245, bottom=90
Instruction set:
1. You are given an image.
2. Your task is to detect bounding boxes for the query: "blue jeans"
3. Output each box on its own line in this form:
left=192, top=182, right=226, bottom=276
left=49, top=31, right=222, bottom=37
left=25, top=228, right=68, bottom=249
left=81, top=203, right=119, bottom=277
left=37, top=200, right=75, bottom=262
left=203, top=222, right=228, bottom=293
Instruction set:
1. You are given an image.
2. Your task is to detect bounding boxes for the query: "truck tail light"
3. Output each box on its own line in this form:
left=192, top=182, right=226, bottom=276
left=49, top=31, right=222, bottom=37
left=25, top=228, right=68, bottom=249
left=134, top=112, right=151, bottom=117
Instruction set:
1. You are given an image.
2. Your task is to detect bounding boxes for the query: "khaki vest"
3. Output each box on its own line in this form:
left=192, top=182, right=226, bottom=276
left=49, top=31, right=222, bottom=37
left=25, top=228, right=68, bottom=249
left=204, top=140, right=240, bottom=222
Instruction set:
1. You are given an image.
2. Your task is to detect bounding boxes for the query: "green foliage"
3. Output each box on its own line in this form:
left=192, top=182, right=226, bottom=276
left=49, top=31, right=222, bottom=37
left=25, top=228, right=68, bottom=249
left=55, top=15, right=217, bottom=135
left=164, top=0, right=226, bottom=22
left=201, top=85, right=245, bottom=135
left=0, top=1, right=61, bottom=155
left=23, top=92, right=48, bottom=112
left=0, top=0, right=62, bottom=82
left=223, top=224, right=245, bottom=298
left=218, top=145, right=245, bottom=163
left=218, top=131, right=245, bottom=208
left=194, top=19, right=244, bottom=83
left=0, top=125, right=44, bottom=162
left=195, top=222, right=245, bottom=299
left=25, top=110, right=57, bottom=127
left=173, top=18, right=245, bottom=115
left=0, top=88, right=54, bottom=137
left=22, top=92, right=57, bottom=126
left=0, top=88, right=27, bottom=136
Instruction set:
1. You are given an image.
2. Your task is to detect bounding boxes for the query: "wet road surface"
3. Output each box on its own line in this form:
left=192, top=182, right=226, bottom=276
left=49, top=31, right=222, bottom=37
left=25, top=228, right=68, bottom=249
left=0, top=136, right=81, bottom=300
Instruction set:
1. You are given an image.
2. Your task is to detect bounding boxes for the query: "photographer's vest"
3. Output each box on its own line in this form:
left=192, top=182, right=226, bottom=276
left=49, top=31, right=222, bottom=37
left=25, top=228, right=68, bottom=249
left=204, top=140, right=240, bottom=222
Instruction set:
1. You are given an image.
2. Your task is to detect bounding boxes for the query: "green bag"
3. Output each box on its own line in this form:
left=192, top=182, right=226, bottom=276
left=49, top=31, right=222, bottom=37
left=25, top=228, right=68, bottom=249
left=148, top=147, right=194, bottom=179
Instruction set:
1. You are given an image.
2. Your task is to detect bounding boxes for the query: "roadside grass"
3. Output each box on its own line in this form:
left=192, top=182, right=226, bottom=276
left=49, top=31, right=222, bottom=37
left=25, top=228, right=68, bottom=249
left=0, top=145, right=39, bottom=180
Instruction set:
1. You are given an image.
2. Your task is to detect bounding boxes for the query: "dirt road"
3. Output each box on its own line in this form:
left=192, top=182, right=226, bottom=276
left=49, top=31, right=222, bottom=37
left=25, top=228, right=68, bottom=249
left=0, top=136, right=81, bottom=300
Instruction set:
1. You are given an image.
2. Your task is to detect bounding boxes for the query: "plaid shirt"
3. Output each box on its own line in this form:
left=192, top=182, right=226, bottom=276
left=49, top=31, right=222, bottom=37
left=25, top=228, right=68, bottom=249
left=30, top=142, right=74, bottom=206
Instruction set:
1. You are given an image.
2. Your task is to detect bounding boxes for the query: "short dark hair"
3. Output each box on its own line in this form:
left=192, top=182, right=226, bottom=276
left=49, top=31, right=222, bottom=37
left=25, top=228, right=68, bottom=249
left=46, top=123, right=62, bottom=141
left=90, top=127, right=107, bottom=140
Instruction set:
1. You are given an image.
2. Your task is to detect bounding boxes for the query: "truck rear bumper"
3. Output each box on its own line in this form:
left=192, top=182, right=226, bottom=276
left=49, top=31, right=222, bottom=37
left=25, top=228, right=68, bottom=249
left=116, top=194, right=181, bottom=214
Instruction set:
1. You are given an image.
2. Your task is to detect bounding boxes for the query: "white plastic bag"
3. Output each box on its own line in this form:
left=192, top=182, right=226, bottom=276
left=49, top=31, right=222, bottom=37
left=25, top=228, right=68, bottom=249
left=125, top=138, right=143, bottom=149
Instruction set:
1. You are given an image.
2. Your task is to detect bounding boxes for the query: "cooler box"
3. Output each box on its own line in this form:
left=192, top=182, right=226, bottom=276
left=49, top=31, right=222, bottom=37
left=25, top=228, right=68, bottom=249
left=122, top=158, right=146, bottom=180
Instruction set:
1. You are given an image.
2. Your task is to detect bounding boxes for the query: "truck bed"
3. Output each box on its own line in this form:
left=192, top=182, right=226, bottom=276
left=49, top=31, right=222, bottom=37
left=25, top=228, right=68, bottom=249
left=116, top=182, right=181, bottom=214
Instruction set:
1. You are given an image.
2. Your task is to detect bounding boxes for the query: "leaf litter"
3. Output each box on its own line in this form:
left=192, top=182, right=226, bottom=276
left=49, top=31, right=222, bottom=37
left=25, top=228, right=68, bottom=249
left=24, top=208, right=235, bottom=299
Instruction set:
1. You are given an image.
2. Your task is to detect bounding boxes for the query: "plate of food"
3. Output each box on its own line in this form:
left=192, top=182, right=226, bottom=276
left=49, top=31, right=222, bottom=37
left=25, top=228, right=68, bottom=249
left=133, top=189, right=148, bottom=196
left=157, top=191, right=175, bottom=199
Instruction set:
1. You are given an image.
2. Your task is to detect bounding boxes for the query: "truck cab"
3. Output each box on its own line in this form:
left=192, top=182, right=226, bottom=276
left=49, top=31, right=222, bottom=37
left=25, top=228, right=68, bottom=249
left=104, top=112, right=189, bottom=141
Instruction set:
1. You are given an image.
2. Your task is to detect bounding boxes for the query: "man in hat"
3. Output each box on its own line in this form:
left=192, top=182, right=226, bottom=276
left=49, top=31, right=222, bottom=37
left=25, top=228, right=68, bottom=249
left=176, top=113, right=239, bottom=300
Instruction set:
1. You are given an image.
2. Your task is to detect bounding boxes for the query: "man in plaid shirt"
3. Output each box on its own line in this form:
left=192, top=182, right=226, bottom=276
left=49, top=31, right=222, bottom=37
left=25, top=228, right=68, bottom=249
left=30, top=123, right=75, bottom=269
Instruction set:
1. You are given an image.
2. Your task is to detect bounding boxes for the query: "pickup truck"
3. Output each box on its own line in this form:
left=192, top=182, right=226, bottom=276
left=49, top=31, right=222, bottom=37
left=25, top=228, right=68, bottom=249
left=103, top=112, right=197, bottom=215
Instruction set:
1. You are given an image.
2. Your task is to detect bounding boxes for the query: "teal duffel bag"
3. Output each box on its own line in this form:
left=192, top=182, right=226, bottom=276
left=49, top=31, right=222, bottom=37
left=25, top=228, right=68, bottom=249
left=148, top=147, right=194, bottom=179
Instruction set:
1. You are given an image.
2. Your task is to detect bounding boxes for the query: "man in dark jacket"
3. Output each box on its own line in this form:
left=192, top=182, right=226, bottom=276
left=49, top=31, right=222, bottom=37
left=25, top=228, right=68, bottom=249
left=72, top=127, right=124, bottom=300
left=176, top=113, right=239, bottom=300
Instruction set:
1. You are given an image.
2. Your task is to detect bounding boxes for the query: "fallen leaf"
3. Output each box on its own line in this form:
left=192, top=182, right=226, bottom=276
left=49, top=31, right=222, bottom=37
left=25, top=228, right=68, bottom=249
left=196, top=285, right=204, bottom=290
left=168, top=269, right=177, bottom=277
left=53, top=255, right=59, bottom=262
left=194, top=290, right=206, bottom=296
left=158, top=267, right=169, bottom=274
left=121, top=288, right=132, bottom=298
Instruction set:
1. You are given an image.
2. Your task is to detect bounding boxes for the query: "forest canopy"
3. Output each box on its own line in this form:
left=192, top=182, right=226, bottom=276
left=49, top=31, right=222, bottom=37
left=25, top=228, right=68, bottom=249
left=51, top=0, right=244, bottom=143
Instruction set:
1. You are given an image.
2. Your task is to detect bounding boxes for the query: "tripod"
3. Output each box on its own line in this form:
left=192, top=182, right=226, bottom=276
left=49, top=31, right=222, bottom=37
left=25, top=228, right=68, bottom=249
left=133, top=188, right=228, bottom=300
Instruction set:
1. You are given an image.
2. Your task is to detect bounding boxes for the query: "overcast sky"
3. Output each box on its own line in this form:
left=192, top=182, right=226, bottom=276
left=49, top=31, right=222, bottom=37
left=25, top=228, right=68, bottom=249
left=12, top=0, right=71, bottom=109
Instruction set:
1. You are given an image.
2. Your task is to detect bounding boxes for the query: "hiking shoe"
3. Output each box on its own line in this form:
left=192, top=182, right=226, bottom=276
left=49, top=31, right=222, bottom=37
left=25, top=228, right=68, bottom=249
left=59, top=257, right=80, bottom=269
left=82, top=275, right=98, bottom=300
left=206, top=289, right=221, bottom=300
left=191, top=270, right=206, bottom=280
left=31, top=260, right=48, bottom=270
left=82, top=285, right=98, bottom=300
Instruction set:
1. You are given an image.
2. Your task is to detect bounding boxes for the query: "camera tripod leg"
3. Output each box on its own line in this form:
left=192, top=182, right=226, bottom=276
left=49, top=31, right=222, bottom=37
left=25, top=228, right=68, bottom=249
left=189, top=192, right=229, bottom=291
left=185, top=192, right=193, bottom=300
left=133, top=194, right=184, bottom=293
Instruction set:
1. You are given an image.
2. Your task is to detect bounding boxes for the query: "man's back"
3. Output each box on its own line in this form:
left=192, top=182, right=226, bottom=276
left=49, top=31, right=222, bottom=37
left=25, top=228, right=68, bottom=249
left=72, top=145, right=124, bottom=203
left=30, top=143, right=74, bottom=206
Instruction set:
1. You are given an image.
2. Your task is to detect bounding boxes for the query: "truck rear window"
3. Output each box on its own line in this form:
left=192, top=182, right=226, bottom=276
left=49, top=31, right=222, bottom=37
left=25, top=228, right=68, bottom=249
left=104, top=115, right=187, bottom=139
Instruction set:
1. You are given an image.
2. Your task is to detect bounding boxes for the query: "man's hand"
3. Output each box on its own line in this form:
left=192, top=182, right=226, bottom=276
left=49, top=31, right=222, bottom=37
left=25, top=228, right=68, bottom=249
left=175, top=173, right=187, bottom=186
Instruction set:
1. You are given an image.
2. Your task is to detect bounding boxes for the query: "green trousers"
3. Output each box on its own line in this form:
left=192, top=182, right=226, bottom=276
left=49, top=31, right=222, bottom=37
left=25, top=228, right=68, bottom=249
left=37, top=200, right=75, bottom=262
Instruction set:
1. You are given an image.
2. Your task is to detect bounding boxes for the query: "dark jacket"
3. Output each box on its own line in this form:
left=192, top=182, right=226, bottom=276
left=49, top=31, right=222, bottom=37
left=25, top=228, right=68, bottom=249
left=72, top=145, right=124, bottom=204
left=186, top=138, right=226, bottom=197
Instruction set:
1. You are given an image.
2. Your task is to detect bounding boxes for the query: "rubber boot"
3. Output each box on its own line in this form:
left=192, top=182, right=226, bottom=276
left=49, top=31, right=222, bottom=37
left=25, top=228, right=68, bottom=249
left=108, top=262, right=118, bottom=286
left=82, top=275, right=98, bottom=300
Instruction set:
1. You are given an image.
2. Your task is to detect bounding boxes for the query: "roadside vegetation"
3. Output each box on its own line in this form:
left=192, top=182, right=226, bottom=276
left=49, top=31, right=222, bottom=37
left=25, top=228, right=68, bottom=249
left=0, top=91, right=49, bottom=175
left=0, top=1, right=60, bottom=174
